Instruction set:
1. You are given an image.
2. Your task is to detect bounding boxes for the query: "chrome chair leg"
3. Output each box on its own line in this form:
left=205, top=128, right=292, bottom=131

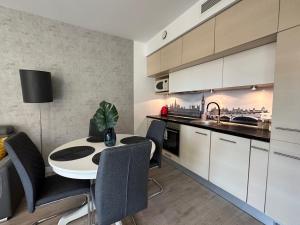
left=87, top=194, right=92, bottom=225
left=90, top=179, right=96, bottom=225
left=32, top=194, right=90, bottom=225
left=148, top=177, right=163, bottom=199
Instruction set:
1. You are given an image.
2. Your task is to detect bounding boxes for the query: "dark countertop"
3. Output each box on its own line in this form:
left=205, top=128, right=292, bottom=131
left=147, top=115, right=270, bottom=142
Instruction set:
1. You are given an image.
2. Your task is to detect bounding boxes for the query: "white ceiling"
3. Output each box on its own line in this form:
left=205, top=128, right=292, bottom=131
left=0, top=0, right=199, bottom=42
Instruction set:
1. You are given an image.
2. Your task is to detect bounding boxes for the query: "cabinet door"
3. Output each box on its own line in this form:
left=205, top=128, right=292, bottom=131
left=265, top=140, right=300, bottom=225
left=147, top=51, right=161, bottom=76
left=169, top=59, right=223, bottom=93
left=247, top=140, right=269, bottom=212
left=222, top=43, right=275, bottom=88
left=160, top=38, right=182, bottom=71
left=180, top=125, right=210, bottom=179
left=271, top=27, right=300, bottom=145
left=210, top=132, right=250, bottom=201
left=278, top=0, right=300, bottom=31
left=215, top=0, right=279, bottom=53
left=182, top=18, right=215, bottom=64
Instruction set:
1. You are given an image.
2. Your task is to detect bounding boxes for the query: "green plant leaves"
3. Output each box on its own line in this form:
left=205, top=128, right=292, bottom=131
left=93, top=101, right=119, bottom=131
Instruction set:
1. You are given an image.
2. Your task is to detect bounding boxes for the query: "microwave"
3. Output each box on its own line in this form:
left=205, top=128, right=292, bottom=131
left=155, top=78, right=169, bottom=93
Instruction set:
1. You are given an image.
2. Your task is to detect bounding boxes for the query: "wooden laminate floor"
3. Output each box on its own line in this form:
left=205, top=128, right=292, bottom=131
left=3, top=161, right=262, bottom=225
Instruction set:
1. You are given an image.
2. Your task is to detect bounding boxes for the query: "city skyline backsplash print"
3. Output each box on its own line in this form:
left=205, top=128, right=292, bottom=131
left=165, top=87, right=273, bottom=120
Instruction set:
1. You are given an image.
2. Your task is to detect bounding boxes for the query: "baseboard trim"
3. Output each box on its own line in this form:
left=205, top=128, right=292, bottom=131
left=163, top=156, right=275, bottom=225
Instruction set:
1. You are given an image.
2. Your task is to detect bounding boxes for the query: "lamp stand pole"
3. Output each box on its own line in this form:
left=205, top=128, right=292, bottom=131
left=39, top=104, right=43, bottom=155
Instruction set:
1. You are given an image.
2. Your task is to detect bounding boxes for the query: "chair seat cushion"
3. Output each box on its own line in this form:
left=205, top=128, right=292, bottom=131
left=36, top=175, right=90, bottom=206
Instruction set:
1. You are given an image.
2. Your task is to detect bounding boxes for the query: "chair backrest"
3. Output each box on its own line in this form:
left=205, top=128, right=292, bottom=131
left=95, top=141, right=151, bottom=225
left=146, top=120, right=166, bottom=168
left=89, top=119, right=105, bottom=137
left=4, top=132, right=45, bottom=213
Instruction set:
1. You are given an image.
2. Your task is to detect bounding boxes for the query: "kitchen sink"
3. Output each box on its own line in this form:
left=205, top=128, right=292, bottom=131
left=191, top=120, right=222, bottom=126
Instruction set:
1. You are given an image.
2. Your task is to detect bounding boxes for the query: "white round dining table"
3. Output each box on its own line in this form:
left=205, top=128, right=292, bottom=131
left=48, top=134, right=155, bottom=225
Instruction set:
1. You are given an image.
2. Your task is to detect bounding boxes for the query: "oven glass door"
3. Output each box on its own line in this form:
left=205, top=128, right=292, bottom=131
left=163, top=127, right=180, bottom=156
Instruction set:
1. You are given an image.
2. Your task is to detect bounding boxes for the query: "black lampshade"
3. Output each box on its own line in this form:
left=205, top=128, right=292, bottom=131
left=19, top=69, right=53, bottom=103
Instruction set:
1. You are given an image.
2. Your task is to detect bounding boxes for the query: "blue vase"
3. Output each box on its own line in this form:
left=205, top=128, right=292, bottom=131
left=104, top=128, right=116, bottom=147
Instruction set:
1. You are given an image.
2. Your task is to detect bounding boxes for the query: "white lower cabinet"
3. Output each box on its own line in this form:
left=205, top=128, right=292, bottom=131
left=180, top=125, right=211, bottom=179
left=247, top=140, right=270, bottom=212
left=265, top=140, right=300, bottom=225
left=210, top=132, right=250, bottom=201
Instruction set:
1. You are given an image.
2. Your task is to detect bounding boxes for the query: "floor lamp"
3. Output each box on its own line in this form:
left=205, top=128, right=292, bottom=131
left=19, top=69, right=53, bottom=155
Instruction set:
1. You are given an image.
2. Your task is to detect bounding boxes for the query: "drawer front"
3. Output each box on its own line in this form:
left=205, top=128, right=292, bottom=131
left=266, top=141, right=300, bottom=225
left=210, top=132, right=251, bottom=201
left=271, top=125, right=300, bottom=145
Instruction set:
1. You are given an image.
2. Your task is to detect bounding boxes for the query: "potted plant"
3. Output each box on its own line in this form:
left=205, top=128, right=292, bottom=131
left=92, top=101, right=119, bottom=146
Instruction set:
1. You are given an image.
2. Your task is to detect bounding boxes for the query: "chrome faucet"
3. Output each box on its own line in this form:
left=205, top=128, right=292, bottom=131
left=206, top=102, right=221, bottom=124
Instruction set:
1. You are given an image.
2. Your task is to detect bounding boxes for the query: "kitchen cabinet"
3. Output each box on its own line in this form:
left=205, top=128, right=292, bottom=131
left=222, top=43, right=275, bottom=88
left=247, top=140, right=269, bottom=212
left=215, top=0, right=279, bottom=53
left=180, top=125, right=211, bottom=179
left=147, top=50, right=161, bottom=76
left=181, top=18, right=215, bottom=64
left=271, top=27, right=300, bottom=145
left=169, top=58, right=223, bottom=93
left=160, top=38, right=182, bottom=71
left=278, top=0, right=300, bottom=31
left=265, top=140, right=300, bottom=225
left=210, top=132, right=250, bottom=201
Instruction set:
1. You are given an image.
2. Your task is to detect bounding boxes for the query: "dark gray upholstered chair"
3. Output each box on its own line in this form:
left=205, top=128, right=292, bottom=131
left=89, top=119, right=105, bottom=138
left=0, top=156, right=24, bottom=222
left=0, top=125, right=23, bottom=222
left=4, top=132, right=92, bottom=225
left=146, top=120, right=166, bottom=199
left=92, top=141, right=151, bottom=225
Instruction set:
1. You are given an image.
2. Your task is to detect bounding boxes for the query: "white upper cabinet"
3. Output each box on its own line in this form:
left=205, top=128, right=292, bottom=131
left=222, top=43, right=276, bottom=88
left=266, top=140, right=300, bottom=225
left=180, top=125, right=211, bottom=179
left=210, top=132, right=251, bottom=201
left=271, top=27, right=300, bottom=145
left=169, top=59, right=223, bottom=93
left=247, top=140, right=270, bottom=212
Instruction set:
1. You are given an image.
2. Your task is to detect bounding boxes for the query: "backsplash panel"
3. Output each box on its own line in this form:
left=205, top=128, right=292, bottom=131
left=166, top=87, right=273, bottom=121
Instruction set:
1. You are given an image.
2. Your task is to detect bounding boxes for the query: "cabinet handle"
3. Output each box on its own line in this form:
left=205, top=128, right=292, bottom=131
left=195, top=131, right=207, bottom=136
left=275, top=127, right=300, bottom=133
left=252, top=146, right=269, bottom=152
left=219, top=138, right=236, bottom=144
left=274, top=152, right=300, bottom=161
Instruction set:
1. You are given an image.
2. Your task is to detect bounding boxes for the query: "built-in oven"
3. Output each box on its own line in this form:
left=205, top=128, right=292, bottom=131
left=163, top=122, right=180, bottom=156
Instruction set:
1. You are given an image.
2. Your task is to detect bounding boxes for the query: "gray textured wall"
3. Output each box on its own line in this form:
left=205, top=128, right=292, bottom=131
left=0, top=6, right=133, bottom=160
